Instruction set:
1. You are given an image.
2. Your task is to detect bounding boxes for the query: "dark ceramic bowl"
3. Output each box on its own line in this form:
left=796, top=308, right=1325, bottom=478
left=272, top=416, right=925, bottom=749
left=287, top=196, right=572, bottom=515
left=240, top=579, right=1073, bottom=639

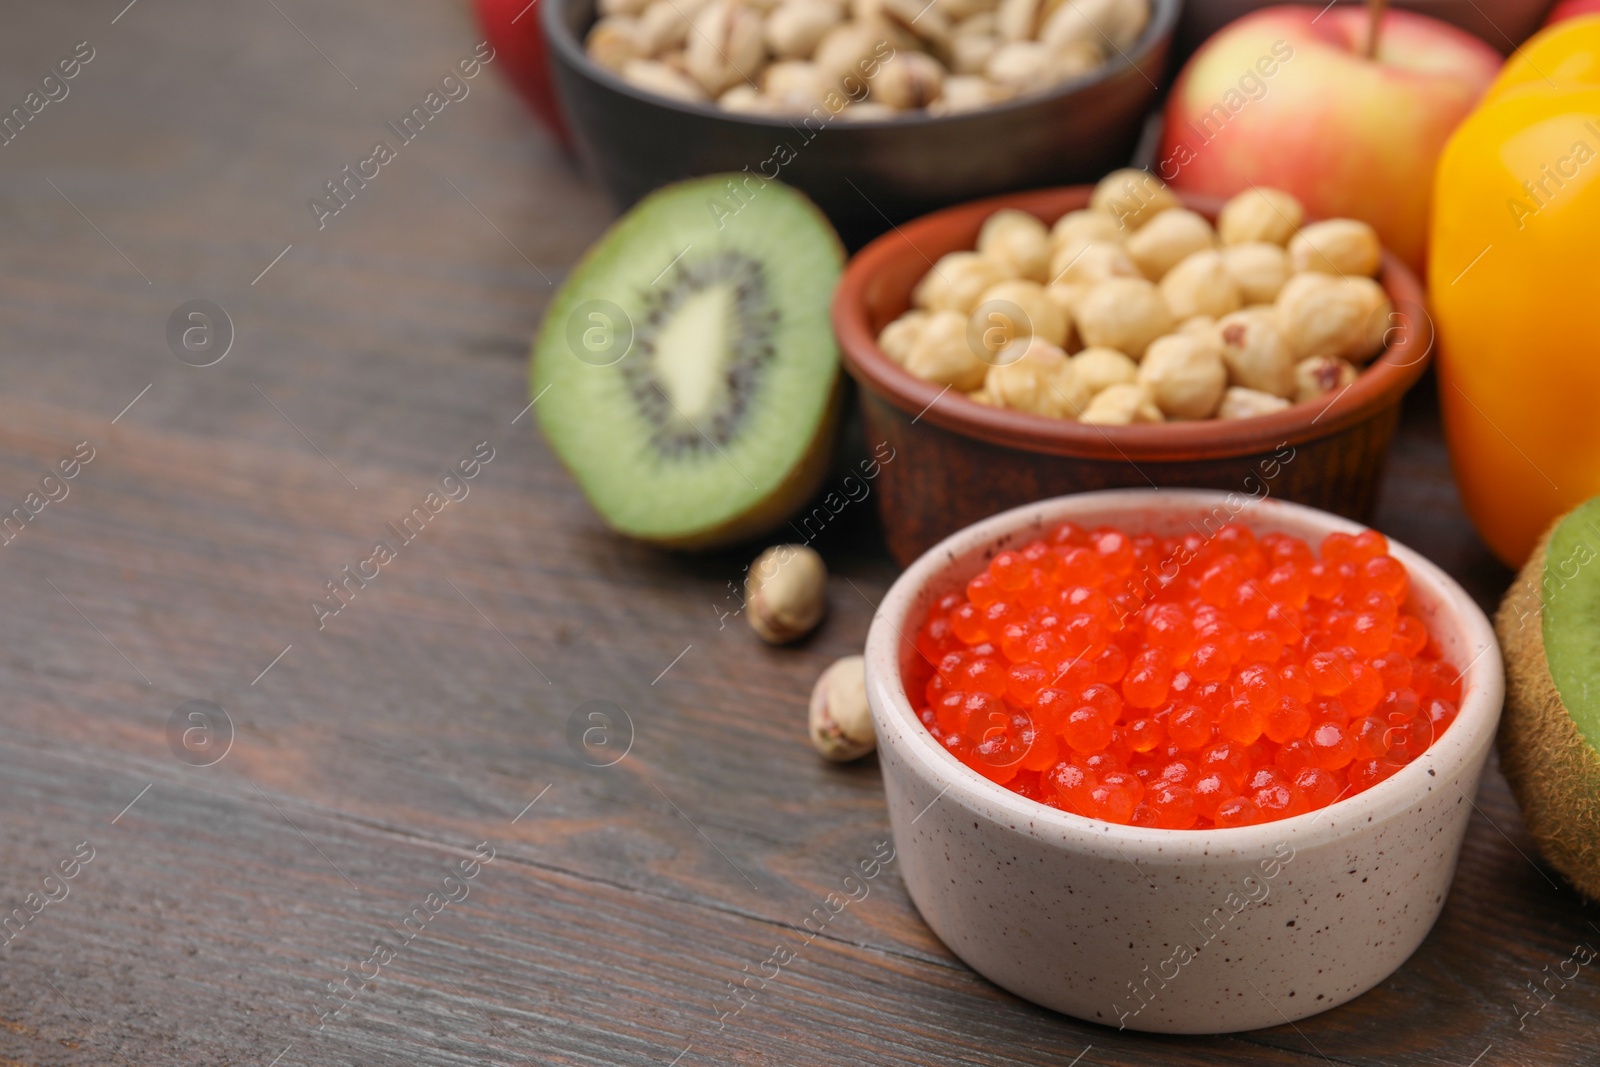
left=542, top=0, right=1178, bottom=248
left=832, top=185, right=1433, bottom=567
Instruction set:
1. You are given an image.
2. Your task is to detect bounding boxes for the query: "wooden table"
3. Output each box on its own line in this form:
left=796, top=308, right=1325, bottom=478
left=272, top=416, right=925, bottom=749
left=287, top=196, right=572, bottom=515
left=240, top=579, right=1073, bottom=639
left=0, top=2, right=1588, bottom=1065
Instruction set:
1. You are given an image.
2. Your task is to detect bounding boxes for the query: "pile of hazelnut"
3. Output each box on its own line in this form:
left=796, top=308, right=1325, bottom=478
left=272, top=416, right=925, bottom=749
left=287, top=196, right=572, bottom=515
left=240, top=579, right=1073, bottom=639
left=584, top=0, right=1149, bottom=116
left=877, top=170, right=1394, bottom=424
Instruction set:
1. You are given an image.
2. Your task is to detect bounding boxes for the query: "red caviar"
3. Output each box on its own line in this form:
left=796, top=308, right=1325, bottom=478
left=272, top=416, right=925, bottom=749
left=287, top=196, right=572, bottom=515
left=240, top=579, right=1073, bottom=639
left=906, top=522, right=1462, bottom=829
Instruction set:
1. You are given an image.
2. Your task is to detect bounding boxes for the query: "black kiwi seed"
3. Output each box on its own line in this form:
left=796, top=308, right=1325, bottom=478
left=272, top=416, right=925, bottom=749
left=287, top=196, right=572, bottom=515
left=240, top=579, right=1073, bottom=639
left=623, top=251, right=780, bottom=457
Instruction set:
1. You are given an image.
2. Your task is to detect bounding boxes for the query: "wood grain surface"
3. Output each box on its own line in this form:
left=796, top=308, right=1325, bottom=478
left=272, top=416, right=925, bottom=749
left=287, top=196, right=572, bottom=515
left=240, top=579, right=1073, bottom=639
left=0, top=2, right=1590, bottom=1066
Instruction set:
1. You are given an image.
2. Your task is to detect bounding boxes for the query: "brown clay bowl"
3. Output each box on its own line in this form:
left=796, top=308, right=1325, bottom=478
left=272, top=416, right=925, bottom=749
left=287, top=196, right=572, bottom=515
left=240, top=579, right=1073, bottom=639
left=832, top=186, right=1432, bottom=567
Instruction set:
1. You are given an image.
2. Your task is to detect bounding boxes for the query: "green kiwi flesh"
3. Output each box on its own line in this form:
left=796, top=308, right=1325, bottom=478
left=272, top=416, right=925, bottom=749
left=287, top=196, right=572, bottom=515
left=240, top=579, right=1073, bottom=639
left=1542, top=498, right=1600, bottom=748
left=531, top=176, right=844, bottom=549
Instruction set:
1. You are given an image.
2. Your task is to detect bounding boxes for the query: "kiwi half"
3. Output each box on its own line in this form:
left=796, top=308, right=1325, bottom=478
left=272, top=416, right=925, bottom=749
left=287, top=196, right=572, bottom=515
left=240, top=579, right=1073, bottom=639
left=532, top=176, right=844, bottom=549
left=1497, top=496, right=1600, bottom=899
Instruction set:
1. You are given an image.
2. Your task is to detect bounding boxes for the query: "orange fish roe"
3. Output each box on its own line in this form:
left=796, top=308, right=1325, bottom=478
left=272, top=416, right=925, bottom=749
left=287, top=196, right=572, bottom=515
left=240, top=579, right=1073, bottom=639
left=906, top=522, right=1462, bottom=829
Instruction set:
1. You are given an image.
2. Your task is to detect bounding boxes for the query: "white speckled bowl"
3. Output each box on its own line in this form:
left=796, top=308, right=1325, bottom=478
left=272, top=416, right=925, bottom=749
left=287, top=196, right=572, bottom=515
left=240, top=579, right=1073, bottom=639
left=865, top=489, right=1502, bottom=1034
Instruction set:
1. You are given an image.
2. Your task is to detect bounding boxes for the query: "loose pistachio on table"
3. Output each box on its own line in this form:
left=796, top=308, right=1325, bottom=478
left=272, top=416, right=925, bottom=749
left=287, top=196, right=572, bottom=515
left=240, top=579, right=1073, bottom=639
left=745, top=544, right=827, bottom=644
left=809, top=655, right=875, bottom=761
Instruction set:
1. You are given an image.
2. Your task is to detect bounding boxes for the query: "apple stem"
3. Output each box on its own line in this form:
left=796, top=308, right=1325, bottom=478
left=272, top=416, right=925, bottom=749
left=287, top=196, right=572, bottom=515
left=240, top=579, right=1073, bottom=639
left=1366, top=0, right=1387, bottom=57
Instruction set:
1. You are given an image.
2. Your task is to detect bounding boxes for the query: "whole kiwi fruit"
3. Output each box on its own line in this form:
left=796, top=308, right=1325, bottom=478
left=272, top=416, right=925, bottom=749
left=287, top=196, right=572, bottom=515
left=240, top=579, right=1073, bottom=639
left=1497, top=496, right=1600, bottom=899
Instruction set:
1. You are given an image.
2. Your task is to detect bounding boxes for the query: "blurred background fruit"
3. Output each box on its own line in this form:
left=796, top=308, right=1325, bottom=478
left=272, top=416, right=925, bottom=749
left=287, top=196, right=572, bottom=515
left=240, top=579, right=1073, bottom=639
left=1174, top=0, right=1556, bottom=62
left=1429, top=16, right=1600, bottom=566
left=475, top=0, right=575, bottom=149
left=1544, top=0, right=1600, bottom=23
left=1158, top=5, right=1501, bottom=274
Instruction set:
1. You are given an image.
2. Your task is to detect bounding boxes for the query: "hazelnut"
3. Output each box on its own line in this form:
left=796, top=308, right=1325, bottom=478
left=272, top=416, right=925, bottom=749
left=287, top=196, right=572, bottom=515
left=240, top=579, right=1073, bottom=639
left=1125, top=208, right=1216, bottom=281
left=1216, top=187, right=1303, bottom=247
left=872, top=51, right=947, bottom=109
left=1048, top=239, right=1139, bottom=286
left=1074, top=276, right=1172, bottom=358
left=1275, top=272, right=1323, bottom=306
left=1050, top=209, right=1125, bottom=252
left=1042, top=281, right=1086, bottom=323
left=1040, top=0, right=1148, bottom=52
left=686, top=0, right=766, bottom=95
left=1178, top=314, right=1217, bottom=341
left=1160, top=249, right=1242, bottom=321
left=926, top=74, right=1013, bottom=112
left=1277, top=274, right=1389, bottom=363
left=1090, top=168, right=1179, bottom=232
left=877, top=310, right=927, bottom=364
left=1216, top=308, right=1294, bottom=397
left=1289, top=218, right=1382, bottom=277
left=973, top=279, right=1069, bottom=351
left=1344, top=276, right=1393, bottom=363
left=985, top=337, right=1088, bottom=416
left=1293, top=355, right=1360, bottom=402
left=1220, top=242, right=1290, bottom=304
left=1276, top=273, right=1369, bottom=362
left=1043, top=283, right=1084, bottom=350
left=1217, top=386, right=1292, bottom=420
left=1137, top=333, right=1226, bottom=420
left=810, top=655, right=875, bottom=762
left=978, top=209, right=1052, bottom=283
left=765, top=0, right=842, bottom=57
left=1081, top=382, right=1163, bottom=424
left=586, top=17, right=646, bottom=71
left=620, top=59, right=709, bottom=101
left=761, top=60, right=832, bottom=109
left=913, top=251, right=1014, bottom=313
left=904, top=309, right=988, bottom=389
left=746, top=544, right=827, bottom=644
left=1070, top=346, right=1138, bottom=393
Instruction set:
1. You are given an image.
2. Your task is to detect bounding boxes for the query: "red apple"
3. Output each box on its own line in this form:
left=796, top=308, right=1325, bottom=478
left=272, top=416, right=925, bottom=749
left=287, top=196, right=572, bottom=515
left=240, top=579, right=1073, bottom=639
left=474, top=0, right=574, bottom=150
left=1156, top=6, right=1500, bottom=273
left=1545, top=0, right=1600, bottom=25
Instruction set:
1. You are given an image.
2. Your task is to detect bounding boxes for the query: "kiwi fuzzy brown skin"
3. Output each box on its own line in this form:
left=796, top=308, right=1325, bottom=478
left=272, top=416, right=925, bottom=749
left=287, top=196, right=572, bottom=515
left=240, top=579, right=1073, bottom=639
left=1495, top=522, right=1600, bottom=901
